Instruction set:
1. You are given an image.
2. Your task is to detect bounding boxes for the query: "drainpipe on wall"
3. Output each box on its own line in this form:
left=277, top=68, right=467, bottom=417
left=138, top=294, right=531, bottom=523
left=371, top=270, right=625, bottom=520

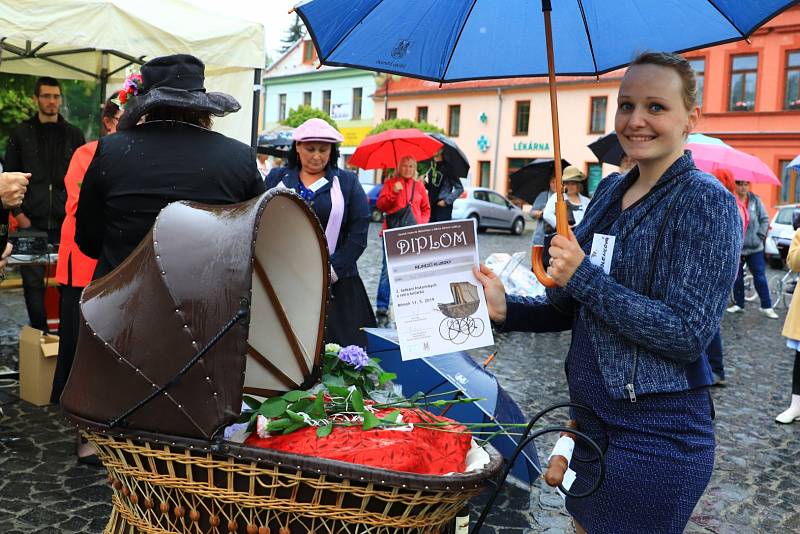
left=492, top=87, right=503, bottom=190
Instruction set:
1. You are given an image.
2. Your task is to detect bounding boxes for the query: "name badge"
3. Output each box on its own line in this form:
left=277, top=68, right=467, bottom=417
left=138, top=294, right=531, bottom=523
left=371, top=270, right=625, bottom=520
left=589, top=233, right=615, bottom=275
left=308, top=178, right=329, bottom=192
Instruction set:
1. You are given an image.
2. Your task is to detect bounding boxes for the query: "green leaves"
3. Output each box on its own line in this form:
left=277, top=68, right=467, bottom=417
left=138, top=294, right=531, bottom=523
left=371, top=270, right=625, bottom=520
left=316, top=423, right=333, bottom=438
left=258, top=398, right=288, bottom=418
left=362, top=411, right=381, bottom=431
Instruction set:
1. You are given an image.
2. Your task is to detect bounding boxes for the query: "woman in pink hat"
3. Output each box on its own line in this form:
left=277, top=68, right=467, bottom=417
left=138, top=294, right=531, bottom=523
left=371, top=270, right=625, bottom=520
left=265, top=118, right=376, bottom=347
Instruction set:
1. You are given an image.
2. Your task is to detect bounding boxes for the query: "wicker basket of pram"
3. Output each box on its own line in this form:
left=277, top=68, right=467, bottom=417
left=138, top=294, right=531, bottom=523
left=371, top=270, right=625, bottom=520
left=61, top=190, right=502, bottom=534
left=437, top=282, right=480, bottom=319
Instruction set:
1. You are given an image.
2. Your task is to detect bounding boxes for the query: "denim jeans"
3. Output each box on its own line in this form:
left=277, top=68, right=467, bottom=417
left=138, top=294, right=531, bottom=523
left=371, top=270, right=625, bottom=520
left=733, top=251, right=772, bottom=308
left=706, top=329, right=724, bottom=379
left=376, top=241, right=390, bottom=311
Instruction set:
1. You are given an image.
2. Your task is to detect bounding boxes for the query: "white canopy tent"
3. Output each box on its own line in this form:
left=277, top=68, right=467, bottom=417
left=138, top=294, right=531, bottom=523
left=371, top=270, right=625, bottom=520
left=0, top=0, right=265, bottom=144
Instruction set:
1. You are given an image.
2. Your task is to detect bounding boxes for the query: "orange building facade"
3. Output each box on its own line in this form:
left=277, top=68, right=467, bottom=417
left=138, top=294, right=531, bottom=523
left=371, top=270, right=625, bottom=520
left=372, top=7, right=800, bottom=214
left=688, top=6, right=800, bottom=214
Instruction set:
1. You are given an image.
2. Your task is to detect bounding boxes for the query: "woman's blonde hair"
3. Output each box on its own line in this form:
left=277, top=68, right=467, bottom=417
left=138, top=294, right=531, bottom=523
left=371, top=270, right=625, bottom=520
left=397, top=155, right=418, bottom=179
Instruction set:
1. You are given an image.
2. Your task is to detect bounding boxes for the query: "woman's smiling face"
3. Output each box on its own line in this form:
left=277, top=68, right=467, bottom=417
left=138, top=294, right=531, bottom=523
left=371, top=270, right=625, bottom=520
left=615, top=63, right=698, bottom=170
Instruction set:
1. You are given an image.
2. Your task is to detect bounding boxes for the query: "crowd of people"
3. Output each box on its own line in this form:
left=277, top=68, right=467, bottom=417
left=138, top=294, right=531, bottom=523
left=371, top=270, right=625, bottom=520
left=1, top=49, right=798, bottom=533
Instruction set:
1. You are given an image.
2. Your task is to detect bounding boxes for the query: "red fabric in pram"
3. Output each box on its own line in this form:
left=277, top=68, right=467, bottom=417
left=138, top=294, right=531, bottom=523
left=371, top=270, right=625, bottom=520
left=244, top=408, right=472, bottom=475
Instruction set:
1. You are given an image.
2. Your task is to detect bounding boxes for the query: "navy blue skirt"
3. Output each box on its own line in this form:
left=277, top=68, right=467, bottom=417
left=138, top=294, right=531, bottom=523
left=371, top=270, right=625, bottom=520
left=564, top=320, right=715, bottom=534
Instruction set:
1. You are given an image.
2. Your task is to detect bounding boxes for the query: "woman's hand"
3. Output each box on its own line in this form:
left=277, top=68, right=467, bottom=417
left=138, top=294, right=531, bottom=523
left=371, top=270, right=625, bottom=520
left=393, top=180, right=404, bottom=193
left=472, top=263, right=507, bottom=324
left=547, top=229, right=584, bottom=287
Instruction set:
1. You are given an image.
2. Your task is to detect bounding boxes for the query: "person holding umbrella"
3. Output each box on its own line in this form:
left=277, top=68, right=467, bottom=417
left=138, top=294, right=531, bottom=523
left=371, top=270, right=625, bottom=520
left=726, top=178, right=777, bottom=318
left=426, top=148, right=464, bottom=222
left=266, top=118, right=376, bottom=346
left=474, top=52, right=741, bottom=534
left=530, top=175, right=556, bottom=247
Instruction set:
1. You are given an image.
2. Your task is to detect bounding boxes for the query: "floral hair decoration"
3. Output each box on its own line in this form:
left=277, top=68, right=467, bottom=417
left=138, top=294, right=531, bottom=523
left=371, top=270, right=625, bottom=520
left=118, top=72, right=143, bottom=106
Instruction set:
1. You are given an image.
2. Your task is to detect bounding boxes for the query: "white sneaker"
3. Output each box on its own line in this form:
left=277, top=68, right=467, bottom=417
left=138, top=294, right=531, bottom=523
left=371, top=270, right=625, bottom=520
left=759, top=307, right=779, bottom=319
left=775, top=406, right=800, bottom=424
left=726, top=305, right=744, bottom=314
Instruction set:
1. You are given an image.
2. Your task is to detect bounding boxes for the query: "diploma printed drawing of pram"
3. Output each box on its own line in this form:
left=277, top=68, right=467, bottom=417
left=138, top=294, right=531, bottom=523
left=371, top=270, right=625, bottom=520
left=437, top=281, right=485, bottom=344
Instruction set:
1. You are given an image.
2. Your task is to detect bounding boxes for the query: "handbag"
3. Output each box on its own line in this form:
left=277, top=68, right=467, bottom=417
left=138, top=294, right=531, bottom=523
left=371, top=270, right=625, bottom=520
left=384, top=180, right=418, bottom=229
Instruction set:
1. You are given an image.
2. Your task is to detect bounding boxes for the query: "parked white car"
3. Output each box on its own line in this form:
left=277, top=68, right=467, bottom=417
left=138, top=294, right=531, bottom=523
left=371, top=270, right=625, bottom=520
left=765, top=203, right=799, bottom=269
left=452, top=186, right=526, bottom=235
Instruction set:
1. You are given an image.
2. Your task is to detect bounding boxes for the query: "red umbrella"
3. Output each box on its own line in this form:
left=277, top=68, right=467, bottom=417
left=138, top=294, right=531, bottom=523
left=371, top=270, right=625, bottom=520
left=350, top=128, right=443, bottom=169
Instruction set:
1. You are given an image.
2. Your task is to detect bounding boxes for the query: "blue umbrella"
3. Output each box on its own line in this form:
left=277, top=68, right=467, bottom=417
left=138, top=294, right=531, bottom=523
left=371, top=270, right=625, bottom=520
left=295, top=0, right=797, bottom=288
left=365, top=328, right=541, bottom=485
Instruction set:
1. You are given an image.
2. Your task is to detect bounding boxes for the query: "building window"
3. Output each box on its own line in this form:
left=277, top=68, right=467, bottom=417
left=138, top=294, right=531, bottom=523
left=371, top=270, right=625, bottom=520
left=386, top=108, right=398, bottom=120
left=322, top=90, right=331, bottom=115
left=352, top=87, right=363, bottom=120
left=302, top=41, right=316, bottom=63
left=479, top=161, right=491, bottom=188
left=729, top=54, right=757, bottom=111
left=780, top=160, right=800, bottom=204
left=784, top=51, right=800, bottom=110
left=278, top=94, right=287, bottom=121
left=303, top=91, right=312, bottom=107
left=448, top=105, right=461, bottom=137
left=514, top=100, right=530, bottom=136
left=589, top=97, right=607, bottom=134
left=688, top=58, right=705, bottom=108
left=586, top=163, right=603, bottom=196
left=416, top=106, right=428, bottom=123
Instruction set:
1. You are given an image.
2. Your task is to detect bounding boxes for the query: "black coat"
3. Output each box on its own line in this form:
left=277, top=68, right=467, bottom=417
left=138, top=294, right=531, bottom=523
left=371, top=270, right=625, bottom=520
left=75, top=121, right=265, bottom=278
left=4, top=115, right=85, bottom=230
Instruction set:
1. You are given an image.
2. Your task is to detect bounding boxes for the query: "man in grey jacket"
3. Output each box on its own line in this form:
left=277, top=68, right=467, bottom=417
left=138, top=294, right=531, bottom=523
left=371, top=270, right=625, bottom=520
left=727, top=180, right=777, bottom=318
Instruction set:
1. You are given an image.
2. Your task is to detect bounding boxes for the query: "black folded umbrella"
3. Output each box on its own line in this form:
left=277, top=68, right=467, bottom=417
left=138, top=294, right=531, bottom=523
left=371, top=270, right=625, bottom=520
left=508, top=158, right=570, bottom=204
left=588, top=132, right=625, bottom=166
left=427, top=132, right=470, bottom=179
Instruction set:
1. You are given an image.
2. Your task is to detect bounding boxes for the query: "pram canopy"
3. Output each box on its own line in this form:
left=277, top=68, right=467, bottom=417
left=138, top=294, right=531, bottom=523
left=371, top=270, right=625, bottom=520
left=61, top=189, right=329, bottom=439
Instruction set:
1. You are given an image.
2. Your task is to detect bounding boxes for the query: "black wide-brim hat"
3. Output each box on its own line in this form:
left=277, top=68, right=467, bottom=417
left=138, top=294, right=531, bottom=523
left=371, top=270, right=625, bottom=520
left=118, top=54, right=240, bottom=130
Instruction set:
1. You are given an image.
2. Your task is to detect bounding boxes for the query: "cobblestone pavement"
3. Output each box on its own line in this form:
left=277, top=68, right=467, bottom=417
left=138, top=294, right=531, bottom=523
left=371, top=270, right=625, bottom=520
left=0, top=221, right=798, bottom=533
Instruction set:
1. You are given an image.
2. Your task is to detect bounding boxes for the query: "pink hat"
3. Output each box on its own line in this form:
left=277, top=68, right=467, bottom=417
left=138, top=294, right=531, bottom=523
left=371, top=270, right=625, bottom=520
left=292, top=118, right=344, bottom=143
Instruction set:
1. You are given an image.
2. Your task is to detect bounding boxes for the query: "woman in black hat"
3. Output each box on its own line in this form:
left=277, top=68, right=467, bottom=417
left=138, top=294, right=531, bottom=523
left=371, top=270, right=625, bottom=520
left=76, top=54, right=265, bottom=278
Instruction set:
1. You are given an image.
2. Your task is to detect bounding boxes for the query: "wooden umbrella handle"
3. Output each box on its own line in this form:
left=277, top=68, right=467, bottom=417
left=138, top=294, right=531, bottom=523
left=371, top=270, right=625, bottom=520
left=532, top=1, right=569, bottom=288
left=531, top=200, right=569, bottom=287
left=543, top=419, right=578, bottom=487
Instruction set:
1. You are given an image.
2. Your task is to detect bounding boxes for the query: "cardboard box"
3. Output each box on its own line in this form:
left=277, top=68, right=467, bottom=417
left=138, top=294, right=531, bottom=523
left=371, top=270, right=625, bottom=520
left=19, top=326, right=59, bottom=406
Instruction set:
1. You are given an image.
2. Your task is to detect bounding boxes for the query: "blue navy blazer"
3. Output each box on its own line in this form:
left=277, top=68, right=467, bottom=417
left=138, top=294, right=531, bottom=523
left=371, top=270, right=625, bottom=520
left=265, top=166, right=370, bottom=280
left=500, top=153, right=742, bottom=400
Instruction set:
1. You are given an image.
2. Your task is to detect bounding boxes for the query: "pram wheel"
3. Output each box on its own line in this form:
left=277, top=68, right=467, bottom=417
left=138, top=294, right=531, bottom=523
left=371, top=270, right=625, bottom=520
left=439, top=316, right=485, bottom=344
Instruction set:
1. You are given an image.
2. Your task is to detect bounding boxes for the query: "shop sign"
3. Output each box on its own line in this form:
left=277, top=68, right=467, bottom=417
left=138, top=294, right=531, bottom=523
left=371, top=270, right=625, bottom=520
left=340, top=126, right=373, bottom=147
left=330, top=102, right=352, bottom=120
left=477, top=135, right=490, bottom=152
left=513, top=141, right=550, bottom=151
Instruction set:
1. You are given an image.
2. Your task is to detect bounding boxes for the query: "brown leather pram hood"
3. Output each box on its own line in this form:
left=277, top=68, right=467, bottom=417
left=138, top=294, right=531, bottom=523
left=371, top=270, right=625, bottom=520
left=61, top=189, right=329, bottom=439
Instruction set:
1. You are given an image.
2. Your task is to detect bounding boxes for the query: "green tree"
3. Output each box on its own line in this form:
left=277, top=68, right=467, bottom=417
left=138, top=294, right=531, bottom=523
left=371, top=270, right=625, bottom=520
left=368, top=118, right=444, bottom=136
left=0, top=73, right=101, bottom=158
left=279, top=14, right=305, bottom=53
left=0, top=82, right=37, bottom=159
left=281, top=105, right=337, bottom=129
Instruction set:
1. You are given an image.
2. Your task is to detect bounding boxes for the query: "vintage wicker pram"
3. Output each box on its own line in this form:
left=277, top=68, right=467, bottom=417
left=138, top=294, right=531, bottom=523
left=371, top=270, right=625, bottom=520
left=437, top=282, right=480, bottom=319
left=61, top=190, right=502, bottom=534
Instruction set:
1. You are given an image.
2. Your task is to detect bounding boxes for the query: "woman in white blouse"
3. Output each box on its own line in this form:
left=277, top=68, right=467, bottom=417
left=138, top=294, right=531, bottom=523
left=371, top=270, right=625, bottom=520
left=543, top=165, right=591, bottom=229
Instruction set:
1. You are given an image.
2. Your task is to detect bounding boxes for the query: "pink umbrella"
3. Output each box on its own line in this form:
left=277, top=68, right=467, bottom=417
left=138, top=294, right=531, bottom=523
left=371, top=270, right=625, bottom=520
left=350, top=128, right=443, bottom=170
left=686, top=143, right=780, bottom=186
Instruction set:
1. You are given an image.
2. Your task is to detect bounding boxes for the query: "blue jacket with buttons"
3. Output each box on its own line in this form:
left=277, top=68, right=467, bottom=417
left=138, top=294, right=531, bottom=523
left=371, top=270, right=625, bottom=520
left=500, top=153, right=742, bottom=400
